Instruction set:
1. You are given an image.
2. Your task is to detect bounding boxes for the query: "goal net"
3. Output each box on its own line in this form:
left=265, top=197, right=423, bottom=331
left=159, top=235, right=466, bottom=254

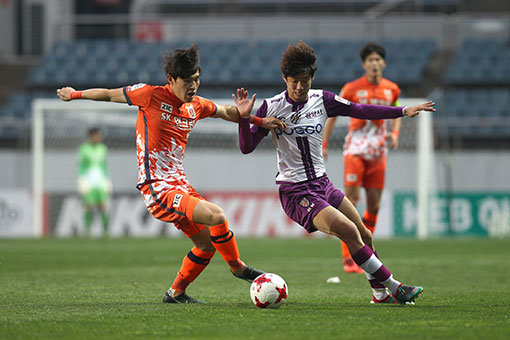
left=31, top=98, right=434, bottom=238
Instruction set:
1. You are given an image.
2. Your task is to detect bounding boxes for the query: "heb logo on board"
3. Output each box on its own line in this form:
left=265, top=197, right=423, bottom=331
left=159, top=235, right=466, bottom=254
left=161, top=102, right=173, bottom=113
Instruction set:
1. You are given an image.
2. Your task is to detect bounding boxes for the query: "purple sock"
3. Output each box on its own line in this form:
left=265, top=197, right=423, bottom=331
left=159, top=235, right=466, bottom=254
left=352, top=245, right=392, bottom=284
left=370, top=251, right=386, bottom=289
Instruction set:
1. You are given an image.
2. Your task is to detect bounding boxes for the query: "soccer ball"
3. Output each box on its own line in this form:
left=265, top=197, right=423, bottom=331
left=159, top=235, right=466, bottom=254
left=250, top=273, right=288, bottom=309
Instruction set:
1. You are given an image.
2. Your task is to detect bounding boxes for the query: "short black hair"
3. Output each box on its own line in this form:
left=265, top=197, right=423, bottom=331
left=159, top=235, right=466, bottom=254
left=360, top=43, right=386, bottom=61
left=280, top=41, right=317, bottom=78
left=88, top=127, right=100, bottom=136
left=163, top=43, right=201, bottom=80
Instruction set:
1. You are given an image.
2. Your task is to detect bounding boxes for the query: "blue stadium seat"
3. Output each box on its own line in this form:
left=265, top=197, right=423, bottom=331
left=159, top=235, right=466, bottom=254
left=435, top=88, right=510, bottom=139
left=444, top=38, right=510, bottom=85
left=26, top=38, right=437, bottom=89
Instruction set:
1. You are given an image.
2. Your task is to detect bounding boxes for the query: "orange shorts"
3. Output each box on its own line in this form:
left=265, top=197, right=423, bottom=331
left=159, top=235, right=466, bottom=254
left=139, top=181, right=206, bottom=237
left=343, top=154, right=387, bottom=189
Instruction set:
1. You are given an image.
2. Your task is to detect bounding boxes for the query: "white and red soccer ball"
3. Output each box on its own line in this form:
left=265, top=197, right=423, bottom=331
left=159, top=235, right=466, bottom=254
left=250, top=273, right=288, bottom=309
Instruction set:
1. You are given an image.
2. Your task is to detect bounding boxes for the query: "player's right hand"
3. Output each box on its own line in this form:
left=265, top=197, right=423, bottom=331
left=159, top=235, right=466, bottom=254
left=56, top=87, right=76, bottom=101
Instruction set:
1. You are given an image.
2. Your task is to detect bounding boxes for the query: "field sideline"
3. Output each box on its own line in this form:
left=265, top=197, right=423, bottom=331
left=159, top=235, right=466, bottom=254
left=1, top=237, right=509, bottom=339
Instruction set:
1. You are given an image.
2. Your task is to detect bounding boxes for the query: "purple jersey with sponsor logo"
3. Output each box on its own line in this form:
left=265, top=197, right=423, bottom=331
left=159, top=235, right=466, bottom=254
left=254, top=89, right=352, bottom=183
left=238, top=89, right=404, bottom=230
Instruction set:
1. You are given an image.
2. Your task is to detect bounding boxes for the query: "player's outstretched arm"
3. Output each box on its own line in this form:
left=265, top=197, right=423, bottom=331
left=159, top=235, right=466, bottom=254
left=325, top=91, right=435, bottom=120
left=57, top=87, right=127, bottom=104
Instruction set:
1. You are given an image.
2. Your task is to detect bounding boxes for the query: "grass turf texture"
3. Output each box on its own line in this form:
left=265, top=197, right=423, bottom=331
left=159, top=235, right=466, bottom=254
left=1, top=238, right=509, bottom=340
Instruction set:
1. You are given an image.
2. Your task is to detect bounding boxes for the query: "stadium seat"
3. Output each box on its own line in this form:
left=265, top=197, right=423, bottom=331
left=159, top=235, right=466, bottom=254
left=434, top=88, right=510, bottom=139
left=26, top=38, right=437, bottom=89
left=444, top=38, right=510, bottom=85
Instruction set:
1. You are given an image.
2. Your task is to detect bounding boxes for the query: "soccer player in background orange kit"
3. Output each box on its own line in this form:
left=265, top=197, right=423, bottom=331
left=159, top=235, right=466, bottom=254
left=322, top=43, right=402, bottom=274
left=57, top=43, right=284, bottom=303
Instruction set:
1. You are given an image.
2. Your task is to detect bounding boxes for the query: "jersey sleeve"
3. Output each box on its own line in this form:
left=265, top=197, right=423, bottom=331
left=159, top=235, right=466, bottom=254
left=323, top=90, right=353, bottom=117
left=339, top=83, right=355, bottom=102
left=123, top=83, right=153, bottom=109
left=256, top=99, right=269, bottom=118
left=251, top=99, right=270, bottom=136
left=197, top=97, right=217, bottom=120
left=323, top=90, right=403, bottom=119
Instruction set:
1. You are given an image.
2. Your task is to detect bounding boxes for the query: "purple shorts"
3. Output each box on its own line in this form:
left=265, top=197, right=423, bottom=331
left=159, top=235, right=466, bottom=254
left=278, top=174, right=345, bottom=233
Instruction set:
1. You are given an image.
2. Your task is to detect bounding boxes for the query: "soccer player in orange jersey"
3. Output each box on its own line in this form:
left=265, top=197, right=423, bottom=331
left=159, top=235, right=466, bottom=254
left=322, top=43, right=402, bottom=274
left=57, top=43, right=284, bottom=304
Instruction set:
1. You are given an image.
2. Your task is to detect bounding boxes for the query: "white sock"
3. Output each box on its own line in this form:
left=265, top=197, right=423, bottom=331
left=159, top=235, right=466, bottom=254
left=382, top=275, right=401, bottom=296
left=372, top=288, right=389, bottom=300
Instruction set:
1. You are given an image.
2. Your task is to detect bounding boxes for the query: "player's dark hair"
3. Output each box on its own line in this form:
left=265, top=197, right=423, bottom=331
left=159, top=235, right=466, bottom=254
left=360, top=43, right=386, bottom=61
left=280, top=41, right=317, bottom=78
left=163, top=43, right=201, bottom=80
left=88, top=127, right=100, bottom=136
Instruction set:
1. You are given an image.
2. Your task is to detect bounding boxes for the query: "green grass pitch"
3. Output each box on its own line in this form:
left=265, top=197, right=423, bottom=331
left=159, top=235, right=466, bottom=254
left=1, top=237, right=509, bottom=339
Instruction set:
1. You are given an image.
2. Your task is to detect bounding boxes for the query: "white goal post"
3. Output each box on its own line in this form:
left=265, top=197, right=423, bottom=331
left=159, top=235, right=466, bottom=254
left=31, top=100, right=137, bottom=237
left=31, top=98, right=433, bottom=238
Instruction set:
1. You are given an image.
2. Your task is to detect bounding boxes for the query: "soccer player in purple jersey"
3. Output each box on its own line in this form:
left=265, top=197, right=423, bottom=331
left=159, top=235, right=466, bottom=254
left=233, top=41, right=435, bottom=304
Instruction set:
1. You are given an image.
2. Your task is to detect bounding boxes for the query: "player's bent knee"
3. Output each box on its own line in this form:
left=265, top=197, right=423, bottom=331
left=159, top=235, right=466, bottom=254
left=207, top=204, right=226, bottom=225
left=193, top=200, right=227, bottom=226
left=336, top=221, right=362, bottom=246
left=362, top=229, right=373, bottom=246
left=330, top=218, right=355, bottom=238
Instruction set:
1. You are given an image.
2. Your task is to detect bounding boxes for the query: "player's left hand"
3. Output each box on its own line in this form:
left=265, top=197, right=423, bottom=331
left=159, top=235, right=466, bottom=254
left=403, top=101, right=436, bottom=117
left=232, top=88, right=256, bottom=119
left=261, top=116, right=286, bottom=130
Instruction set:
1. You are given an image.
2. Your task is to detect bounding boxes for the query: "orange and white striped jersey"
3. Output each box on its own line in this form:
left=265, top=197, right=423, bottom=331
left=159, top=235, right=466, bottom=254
left=340, top=75, right=400, bottom=159
left=123, top=83, right=217, bottom=190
